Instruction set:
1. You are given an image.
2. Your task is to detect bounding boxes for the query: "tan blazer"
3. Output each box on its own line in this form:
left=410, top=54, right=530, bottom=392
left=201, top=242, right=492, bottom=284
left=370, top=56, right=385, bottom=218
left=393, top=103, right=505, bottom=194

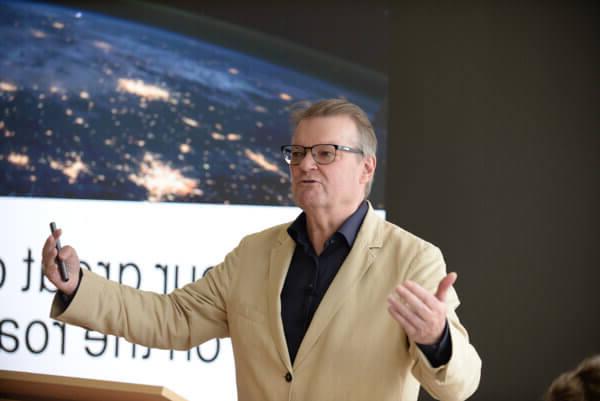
left=52, top=206, right=481, bottom=401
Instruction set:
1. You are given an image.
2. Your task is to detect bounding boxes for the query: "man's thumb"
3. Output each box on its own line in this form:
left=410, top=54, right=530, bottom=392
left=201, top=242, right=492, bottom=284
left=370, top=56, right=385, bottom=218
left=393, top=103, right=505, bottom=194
left=435, top=272, right=458, bottom=302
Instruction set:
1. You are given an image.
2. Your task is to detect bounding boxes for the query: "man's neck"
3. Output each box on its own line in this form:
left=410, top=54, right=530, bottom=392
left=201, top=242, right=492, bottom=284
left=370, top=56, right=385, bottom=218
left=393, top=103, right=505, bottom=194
left=304, top=200, right=364, bottom=255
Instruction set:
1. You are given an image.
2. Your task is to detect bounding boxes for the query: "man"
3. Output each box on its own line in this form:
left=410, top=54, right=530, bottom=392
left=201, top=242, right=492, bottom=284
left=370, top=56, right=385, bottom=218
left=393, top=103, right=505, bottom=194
left=42, top=99, right=481, bottom=401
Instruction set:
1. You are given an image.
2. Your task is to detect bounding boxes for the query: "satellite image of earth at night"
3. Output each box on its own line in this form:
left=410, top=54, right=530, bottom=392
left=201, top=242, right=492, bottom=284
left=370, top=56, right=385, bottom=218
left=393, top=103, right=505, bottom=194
left=0, top=1, right=387, bottom=206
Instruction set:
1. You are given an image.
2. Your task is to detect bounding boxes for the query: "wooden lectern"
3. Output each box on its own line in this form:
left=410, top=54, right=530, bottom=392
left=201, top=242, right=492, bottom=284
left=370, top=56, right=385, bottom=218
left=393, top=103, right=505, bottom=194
left=0, top=370, right=188, bottom=401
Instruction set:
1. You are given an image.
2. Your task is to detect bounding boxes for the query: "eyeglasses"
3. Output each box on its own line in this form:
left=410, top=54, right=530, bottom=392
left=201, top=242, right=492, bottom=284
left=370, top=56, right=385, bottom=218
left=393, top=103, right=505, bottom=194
left=280, top=144, right=363, bottom=165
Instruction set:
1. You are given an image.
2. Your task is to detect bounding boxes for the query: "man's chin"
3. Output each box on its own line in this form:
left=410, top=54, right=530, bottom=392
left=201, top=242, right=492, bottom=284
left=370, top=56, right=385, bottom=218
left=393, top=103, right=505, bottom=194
left=292, top=192, right=325, bottom=210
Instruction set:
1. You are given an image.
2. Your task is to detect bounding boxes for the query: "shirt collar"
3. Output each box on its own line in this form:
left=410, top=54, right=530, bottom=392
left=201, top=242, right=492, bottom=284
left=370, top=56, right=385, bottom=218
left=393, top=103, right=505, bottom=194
left=287, top=201, right=369, bottom=248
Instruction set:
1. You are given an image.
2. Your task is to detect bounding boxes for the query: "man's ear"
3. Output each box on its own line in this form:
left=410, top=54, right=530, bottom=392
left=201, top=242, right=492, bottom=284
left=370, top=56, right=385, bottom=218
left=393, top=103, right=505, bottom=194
left=360, top=155, right=376, bottom=184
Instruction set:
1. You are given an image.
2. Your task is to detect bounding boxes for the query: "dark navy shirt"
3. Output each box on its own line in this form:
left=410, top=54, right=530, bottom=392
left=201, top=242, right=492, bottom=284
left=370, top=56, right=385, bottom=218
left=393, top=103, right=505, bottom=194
left=281, top=201, right=451, bottom=366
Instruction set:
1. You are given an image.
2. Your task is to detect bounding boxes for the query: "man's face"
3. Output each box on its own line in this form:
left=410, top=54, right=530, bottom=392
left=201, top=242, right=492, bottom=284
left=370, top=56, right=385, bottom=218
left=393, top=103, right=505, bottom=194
left=290, top=115, right=374, bottom=213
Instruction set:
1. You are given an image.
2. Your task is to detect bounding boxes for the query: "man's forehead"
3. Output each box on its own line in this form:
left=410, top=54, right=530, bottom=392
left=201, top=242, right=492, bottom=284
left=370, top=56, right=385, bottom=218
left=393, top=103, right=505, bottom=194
left=292, top=115, right=359, bottom=144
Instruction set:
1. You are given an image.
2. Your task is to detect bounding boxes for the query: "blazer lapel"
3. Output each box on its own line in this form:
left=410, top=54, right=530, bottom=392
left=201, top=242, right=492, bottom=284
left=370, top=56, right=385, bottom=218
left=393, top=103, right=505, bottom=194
left=293, top=207, right=384, bottom=369
left=267, top=228, right=295, bottom=371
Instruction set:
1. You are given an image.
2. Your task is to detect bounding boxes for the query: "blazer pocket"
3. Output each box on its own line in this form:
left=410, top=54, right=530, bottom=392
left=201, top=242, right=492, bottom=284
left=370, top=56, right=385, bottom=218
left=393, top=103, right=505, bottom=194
left=230, top=301, right=267, bottom=324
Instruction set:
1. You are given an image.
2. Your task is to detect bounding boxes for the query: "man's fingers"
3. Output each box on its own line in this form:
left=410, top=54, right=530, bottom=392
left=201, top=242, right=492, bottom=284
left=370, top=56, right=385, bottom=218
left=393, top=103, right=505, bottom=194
left=390, top=275, right=456, bottom=344
left=388, top=295, right=425, bottom=329
left=395, top=285, right=431, bottom=320
left=43, top=229, right=61, bottom=258
left=403, top=280, right=440, bottom=310
left=388, top=304, right=418, bottom=337
left=42, top=236, right=58, bottom=269
left=59, top=245, right=74, bottom=261
left=435, top=272, right=458, bottom=302
left=42, top=235, right=55, bottom=257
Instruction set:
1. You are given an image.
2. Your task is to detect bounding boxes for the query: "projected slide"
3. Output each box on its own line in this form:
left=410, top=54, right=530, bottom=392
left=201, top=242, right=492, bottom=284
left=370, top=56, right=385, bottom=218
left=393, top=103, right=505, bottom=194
left=0, top=2, right=388, bottom=401
left=0, top=1, right=386, bottom=206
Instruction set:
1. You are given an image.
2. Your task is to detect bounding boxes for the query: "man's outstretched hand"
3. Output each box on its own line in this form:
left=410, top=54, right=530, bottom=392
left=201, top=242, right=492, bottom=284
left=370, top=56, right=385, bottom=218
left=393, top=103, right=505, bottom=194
left=387, top=272, right=457, bottom=345
left=41, top=228, right=81, bottom=296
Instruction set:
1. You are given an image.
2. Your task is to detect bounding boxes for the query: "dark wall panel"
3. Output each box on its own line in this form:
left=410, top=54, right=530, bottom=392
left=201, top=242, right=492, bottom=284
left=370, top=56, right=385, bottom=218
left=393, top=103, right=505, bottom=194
left=387, top=3, right=599, bottom=400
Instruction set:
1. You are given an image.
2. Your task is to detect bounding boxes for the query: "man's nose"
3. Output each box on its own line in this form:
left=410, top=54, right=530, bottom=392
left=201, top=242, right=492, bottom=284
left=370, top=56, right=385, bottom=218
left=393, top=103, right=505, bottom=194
left=297, top=150, right=318, bottom=170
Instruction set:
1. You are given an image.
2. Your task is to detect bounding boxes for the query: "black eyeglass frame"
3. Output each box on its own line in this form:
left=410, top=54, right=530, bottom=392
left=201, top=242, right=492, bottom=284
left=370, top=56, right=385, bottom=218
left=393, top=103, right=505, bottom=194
left=280, top=144, right=364, bottom=165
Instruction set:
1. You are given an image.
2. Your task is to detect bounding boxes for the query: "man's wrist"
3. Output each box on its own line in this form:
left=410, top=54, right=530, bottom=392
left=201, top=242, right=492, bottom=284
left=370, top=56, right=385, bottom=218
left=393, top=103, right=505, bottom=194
left=417, top=319, right=452, bottom=368
left=59, top=268, right=83, bottom=307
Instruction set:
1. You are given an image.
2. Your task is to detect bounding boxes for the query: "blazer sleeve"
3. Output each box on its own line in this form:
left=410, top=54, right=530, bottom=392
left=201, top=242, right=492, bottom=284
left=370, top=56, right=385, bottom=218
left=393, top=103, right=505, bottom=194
left=50, top=237, right=247, bottom=350
left=405, top=243, right=482, bottom=401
